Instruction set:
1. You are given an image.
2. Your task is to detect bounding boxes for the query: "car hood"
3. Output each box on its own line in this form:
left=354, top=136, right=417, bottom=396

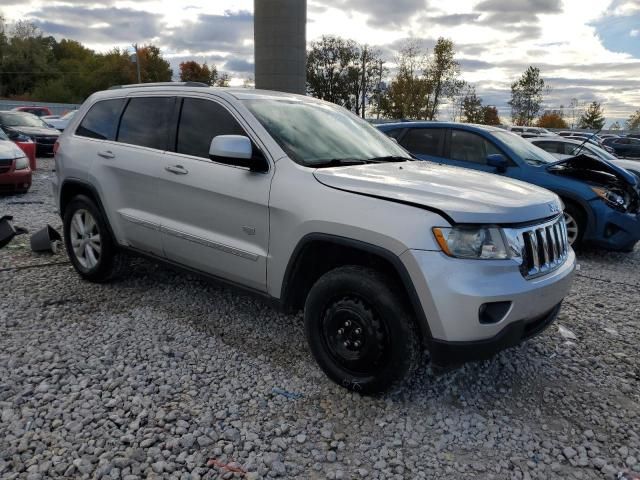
left=6, top=126, right=60, bottom=136
left=547, top=155, right=638, bottom=186
left=0, top=140, right=26, bottom=160
left=313, top=161, right=561, bottom=224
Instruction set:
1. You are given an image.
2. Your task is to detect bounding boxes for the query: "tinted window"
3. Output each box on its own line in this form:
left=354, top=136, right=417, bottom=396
left=384, top=128, right=405, bottom=140
left=76, top=99, right=124, bottom=140
left=535, top=141, right=563, bottom=154
left=450, top=130, right=501, bottom=164
left=177, top=98, right=245, bottom=158
left=118, top=97, right=175, bottom=150
left=401, top=128, right=445, bottom=156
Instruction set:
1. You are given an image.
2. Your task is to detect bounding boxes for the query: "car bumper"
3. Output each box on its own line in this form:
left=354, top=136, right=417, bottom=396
left=583, top=200, right=640, bottom=251
left=400, top=248, right=576, bottom=361
left=0, top=168, right=32, bottom=193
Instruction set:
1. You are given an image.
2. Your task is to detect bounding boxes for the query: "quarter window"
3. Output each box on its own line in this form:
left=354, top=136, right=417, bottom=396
left=401, top=128, right=445, bottom=156
left=76, top=99, right=125, bottom=141
left=450, top=130, right=501, bottom=164
left=176, top=98, right=245, bottom=159
left=117, top=97, right=175, bottom=150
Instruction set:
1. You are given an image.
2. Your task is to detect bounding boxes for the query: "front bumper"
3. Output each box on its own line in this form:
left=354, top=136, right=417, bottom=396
left=401, top=248, right=576, bottom=357
left=583, top=199, right=640, bottom=251
left=0, top=167, right=32, bottom=193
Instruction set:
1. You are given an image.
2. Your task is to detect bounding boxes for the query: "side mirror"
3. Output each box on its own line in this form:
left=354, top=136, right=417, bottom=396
left=209, top=135, right=268, bottom=172
left=487, top=154, right=508, bottom=173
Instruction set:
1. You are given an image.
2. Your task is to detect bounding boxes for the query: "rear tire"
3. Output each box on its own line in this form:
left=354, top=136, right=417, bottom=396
left=63, top=195, right=125, bottom=282
left=304, top=265, right=420, bottom=394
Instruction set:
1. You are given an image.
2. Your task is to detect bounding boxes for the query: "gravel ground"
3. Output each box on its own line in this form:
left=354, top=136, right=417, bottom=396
left=0, top=158, right=639, bottom=480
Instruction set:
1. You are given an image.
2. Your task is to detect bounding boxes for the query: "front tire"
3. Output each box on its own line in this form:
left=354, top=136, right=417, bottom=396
left=63, top=195, right=123, bottom=282
left=304, top=266, right=420, bottom=394
left=563, top=202, right=585, bottom=248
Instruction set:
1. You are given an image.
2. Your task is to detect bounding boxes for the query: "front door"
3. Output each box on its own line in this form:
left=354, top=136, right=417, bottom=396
left=159, top=96, right=272, bottom=292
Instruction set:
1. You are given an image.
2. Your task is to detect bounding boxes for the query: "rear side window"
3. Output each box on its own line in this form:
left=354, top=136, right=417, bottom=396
left=401, top=128, right=445, bottom=156
left=535, top=141, right=562, bottom=154
left=449, top=130, right=501, bottom=164
left=118, top=97, right=175, bottom=150
left=76, top=99, right=124, bottom=140
left=176, top=98, right=245, bottom=159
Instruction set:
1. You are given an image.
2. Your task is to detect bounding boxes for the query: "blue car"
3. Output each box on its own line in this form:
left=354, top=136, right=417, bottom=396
left=377, top=122, right=640, bottom=251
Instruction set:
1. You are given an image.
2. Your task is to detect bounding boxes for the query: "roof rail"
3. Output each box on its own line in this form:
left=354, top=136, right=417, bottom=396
left=108, top=82, right=210, bottom=90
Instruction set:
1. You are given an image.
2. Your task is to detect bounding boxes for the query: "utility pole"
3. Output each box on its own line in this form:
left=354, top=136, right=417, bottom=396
left=360, top=45, right=367, bottom=119
left=376, top=60, right=383, bottom=120
left=133, top=44, right=142, bottom=83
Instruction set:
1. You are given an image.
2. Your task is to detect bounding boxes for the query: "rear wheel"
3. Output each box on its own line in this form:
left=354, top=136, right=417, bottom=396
left=304, top=265, right=420, bottom=394
left=63, top=195, right=125, bottom=282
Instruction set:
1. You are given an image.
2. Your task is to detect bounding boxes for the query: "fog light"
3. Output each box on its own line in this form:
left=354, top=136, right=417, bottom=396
left=479, top=301, right=512, bottom=324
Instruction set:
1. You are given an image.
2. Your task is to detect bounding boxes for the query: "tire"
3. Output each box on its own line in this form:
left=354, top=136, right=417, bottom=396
left=563, top=201, right=586, bottom=248
left=63, top=194, right=125, bottom=282
left=304, top=265, right=420, bottom=394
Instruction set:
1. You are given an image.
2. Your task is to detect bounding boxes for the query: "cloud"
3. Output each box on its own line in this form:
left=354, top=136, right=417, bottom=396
left=631, top=29, right=639, bottom=37
left=475, top=0, right=562, bottom=14
left=162, top=10, right=253, bottom=55
left=223, top=57, right=254, bottom=73
left=316, top=0, right=428, bottom=28
left=427, top=13, right=481, bottom=26
left=26, top=6, right=163, bottom=45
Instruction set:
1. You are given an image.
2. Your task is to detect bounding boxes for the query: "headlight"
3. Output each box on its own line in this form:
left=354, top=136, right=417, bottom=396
left=14, top=156, right=29, bottom=170
left=591, top=186, right=628, bottom=212
left=433, top=226, right=509, bottom=260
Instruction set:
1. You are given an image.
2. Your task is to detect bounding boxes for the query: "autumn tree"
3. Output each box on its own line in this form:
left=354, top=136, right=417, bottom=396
left=482, top=106, right=501, bottom=125
left=179, top=61, right=218, bottom=85
left=578, top=101, right=605, bottom=130
left=135, top=45, right=172, bottom=83
left=537, top=110, right=568, bottom=129
left=425, top=37, right=463, bottom=120
left=509, top=66, right=546, bottom=126
left=461, top=85, right=483, bottom=123
left=627, top=110, right=640, bottom=131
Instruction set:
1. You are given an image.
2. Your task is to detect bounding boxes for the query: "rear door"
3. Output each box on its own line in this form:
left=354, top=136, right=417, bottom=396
left=87, top=95, right=176, bottom=256
left=159, top=96, right=272, bottom=291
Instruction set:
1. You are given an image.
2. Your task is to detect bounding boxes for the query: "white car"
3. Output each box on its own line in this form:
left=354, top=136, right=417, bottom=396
left=528, top=137, right=640, bottom=177
left=53, top=83, right=576, bottom=393
left=45, top=111, right=76, bottom=131
left=509, top=126, right=557, bottom=137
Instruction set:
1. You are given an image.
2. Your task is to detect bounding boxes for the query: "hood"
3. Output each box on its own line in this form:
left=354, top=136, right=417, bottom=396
left=0, top=140, right=26, bottom=160
left=313, top=161, right=561, bottom=224
left=7, top=126, right=60, bottom=137
left=547, top=155, right=637, bottom=187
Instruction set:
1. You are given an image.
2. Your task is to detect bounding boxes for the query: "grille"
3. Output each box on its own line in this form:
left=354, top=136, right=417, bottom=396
left=0, top=159, right=11, bottom=174
left=507, top=216, right=569, bottom=279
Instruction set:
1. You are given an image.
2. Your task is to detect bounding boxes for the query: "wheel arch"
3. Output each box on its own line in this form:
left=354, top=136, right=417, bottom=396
left=280, top=233, right=432, bottom=346
left=59, top=179, right=116, bottom=242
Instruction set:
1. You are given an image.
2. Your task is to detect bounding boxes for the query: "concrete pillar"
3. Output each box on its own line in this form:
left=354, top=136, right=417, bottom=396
left=254, top=0, right=307, bottom=95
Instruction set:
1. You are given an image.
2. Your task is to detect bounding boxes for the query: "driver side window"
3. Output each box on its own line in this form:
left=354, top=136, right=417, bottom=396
left=449, top=130, right=501, bottom=164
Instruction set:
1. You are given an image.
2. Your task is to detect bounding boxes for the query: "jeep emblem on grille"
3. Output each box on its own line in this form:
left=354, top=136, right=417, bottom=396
left=549, top=203, right=559, bottom=214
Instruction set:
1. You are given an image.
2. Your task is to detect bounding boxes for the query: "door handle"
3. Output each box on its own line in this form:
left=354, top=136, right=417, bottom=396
left=165, top=165, right=188, bottom=175
left=98, top=150, right=115, bottom=159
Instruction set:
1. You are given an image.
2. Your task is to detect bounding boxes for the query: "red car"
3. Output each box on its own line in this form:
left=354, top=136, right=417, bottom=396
left=11, top=106, right=53, bottom=117
left=0, top=128, right=32, bottom=194
left=13, top=137, right=36, bottom=170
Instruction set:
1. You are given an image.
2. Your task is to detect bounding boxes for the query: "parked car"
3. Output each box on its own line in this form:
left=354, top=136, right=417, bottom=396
left=378, top=122, right=640, bottom=251
left=606, top=137, right=640, bottom=158
left=628, top=134, right=640, bottom=139
left=0, top=111, right=60, bottom=156
left=53, top=83, right=576, bottom=393
left=11, top=106, right=53, bottom=117
left=509, top=126, right=556, bottom=137
left=565, top=135, right=616, bottom=154
left=528, top=137, right=640, bottom=177
left=4, top=128, right=37, bottom=170
left=599, top=134, right=620, bottom=140
left=44, top=111, right=76, bottom=131
left=0, top=127, right=32, bottom=194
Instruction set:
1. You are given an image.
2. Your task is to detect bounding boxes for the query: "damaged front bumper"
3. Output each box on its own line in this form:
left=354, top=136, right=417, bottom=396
left=584, top=199, right=640, bottom=251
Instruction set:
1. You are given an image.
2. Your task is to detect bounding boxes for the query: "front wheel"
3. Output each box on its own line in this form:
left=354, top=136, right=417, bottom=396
left=563, top=203, right=585, bottom=247
left=304, top=266, right=420, bottom=394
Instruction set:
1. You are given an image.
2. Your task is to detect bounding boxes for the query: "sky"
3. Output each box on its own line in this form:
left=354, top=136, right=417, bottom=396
left=1, top=0, right=639, bottom=125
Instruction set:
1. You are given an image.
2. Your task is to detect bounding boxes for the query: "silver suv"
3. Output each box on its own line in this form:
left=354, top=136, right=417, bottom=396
left=53, top=83, right=576, bottom=393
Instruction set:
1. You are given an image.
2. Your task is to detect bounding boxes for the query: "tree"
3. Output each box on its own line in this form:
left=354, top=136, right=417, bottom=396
left=215, top=72, right=230, bottom=87
left=627, top=110, right=640, bottom=131
left=481, top=106, right=500, bottom=126
left=567, top=98, right=582, bottom=129
left=578, top=101, right=605, bottom=130
left=461, top=85, right=483, bottom=123
left=136, top=45, right=172, bottom=83
left=378, top=40, right=431, bottom=119
left=306, top=36, right=359, bottom=107
left=179, top=61, right=214, bottom=85
left=610, top=121, right=621, bottom=131
left=509, top=66, right=546, bottom=126
left=424, top=37, right=462, bottom=120
left=537, top=110, right=568, bottom=129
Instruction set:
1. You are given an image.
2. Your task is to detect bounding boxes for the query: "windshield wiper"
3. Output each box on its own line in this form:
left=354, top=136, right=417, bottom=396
left=312, top=158, right=369, bottom=168
left=365, top=155, right=413, bottom=163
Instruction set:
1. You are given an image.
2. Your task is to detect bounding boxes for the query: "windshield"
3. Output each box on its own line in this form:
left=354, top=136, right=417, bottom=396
left=242, top=98, right=411, bottom=167
left=0, top=112, right=47, bottom=128
left=491, top=130, right=558, bottom=166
